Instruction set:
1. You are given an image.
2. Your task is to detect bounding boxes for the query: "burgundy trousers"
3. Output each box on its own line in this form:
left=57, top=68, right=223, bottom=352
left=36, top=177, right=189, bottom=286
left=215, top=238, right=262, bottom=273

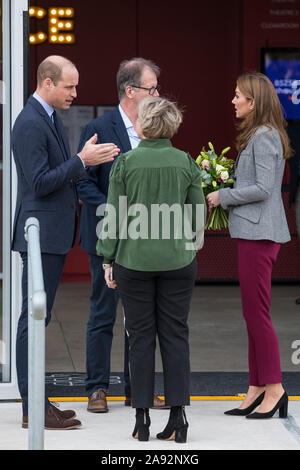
left=237, top=239, right=282, bottom=386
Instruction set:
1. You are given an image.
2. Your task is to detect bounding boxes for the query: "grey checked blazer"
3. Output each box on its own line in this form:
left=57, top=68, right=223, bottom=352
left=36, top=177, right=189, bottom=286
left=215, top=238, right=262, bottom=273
left=219, top=126, right=291, bottom=243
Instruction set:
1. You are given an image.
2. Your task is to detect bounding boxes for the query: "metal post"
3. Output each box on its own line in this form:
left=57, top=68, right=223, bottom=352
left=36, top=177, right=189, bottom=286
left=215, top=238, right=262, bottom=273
left=24, top=217, right=46, bottom=450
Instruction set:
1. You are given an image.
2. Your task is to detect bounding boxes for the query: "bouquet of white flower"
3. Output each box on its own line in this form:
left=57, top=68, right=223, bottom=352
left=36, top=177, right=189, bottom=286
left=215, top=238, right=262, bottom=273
left=196, top=142, right=235, bottom=230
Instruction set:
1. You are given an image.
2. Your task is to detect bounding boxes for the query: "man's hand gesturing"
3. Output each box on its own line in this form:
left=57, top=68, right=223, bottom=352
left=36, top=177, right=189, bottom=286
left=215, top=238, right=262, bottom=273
left=78, top=133, right=120, bottom=166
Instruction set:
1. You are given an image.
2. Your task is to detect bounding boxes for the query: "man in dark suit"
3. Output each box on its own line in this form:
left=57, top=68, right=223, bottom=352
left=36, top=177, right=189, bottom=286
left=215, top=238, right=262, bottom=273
left=12, top=55, right=119, bottom=429
left=287, top=120, right=300, bottom=303
left=77, top=58, right=166, bottom=412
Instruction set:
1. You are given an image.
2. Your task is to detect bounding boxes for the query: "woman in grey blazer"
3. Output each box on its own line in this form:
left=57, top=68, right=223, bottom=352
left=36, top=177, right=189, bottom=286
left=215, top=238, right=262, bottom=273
left=207, top=72, right=292, bottom=419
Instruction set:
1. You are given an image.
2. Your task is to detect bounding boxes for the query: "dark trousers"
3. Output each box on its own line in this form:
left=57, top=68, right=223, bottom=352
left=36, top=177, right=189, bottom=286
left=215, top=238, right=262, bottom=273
left=114, top=258, right=197, bottom=408
left=16, top=252, right=66, bottom=415
left=237, top=239, right=282, bottom=386
left=85, top=254, right=131, bottom=397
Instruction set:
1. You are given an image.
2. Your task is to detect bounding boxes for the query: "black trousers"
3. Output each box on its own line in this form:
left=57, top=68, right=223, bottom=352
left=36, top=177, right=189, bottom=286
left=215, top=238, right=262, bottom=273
left=114, top=258, right=197, bottom=408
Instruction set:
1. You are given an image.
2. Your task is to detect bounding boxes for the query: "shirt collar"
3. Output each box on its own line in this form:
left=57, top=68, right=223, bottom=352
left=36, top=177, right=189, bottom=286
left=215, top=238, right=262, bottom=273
left=118, top=103, right=134, bottom=130
left=33, top=91, right=54, bottom=119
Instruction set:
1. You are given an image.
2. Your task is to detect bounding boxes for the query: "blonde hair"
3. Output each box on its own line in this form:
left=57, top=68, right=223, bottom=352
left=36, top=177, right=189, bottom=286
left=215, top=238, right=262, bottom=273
left=236, top=72, right=292, bottom=159
left=138, top=96, right=182, bottom=139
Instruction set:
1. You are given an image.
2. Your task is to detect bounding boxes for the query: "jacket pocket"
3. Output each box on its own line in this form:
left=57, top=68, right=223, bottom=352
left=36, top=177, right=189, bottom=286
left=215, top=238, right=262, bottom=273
left=232, top=203, right=262, bottom=224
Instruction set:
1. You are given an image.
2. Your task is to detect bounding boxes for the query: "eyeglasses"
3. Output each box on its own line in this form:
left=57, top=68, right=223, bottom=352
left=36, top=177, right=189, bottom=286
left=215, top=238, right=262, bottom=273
left=130, top=84, right=161, bottom=95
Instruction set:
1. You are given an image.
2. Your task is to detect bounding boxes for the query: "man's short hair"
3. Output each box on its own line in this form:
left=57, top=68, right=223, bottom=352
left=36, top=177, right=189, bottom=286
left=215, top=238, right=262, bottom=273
left=116, top=58, right=160, bottom=101
left=37, top=56, right=77, bottom=87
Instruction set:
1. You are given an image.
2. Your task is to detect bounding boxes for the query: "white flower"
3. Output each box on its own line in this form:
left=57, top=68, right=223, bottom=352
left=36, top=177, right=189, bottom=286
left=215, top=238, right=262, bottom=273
left=220, top=171, right=229, bottom=182
left=201, top=159, right=210, bottom=169
left=216, top=164, right=226, bottom=173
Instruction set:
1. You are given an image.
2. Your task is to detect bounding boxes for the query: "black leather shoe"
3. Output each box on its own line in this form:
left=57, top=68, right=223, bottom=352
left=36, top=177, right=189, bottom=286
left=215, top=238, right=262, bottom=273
left=246, top=392, right=288, bottom=419
left=224, top=392, right=265, bottom=416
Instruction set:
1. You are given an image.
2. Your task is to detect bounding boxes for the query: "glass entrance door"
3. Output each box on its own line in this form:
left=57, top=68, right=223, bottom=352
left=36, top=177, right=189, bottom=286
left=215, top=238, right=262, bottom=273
left=0, top=0, right=28, bottom=399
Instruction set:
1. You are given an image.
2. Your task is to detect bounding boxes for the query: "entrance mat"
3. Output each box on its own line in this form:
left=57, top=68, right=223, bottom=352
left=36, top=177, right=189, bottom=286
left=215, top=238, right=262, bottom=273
left=45, top=371, right=300, bottom=398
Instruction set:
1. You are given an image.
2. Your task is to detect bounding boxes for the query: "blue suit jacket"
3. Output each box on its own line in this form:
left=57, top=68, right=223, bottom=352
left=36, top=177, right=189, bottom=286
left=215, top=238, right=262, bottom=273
left=77, top=106, right=131, bottom=255
left=11, top=95, right=86, bottom=254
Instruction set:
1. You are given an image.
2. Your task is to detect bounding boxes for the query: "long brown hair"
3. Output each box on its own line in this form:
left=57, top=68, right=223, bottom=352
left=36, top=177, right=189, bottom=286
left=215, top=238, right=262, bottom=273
left=235, top=72, right=292, bottom=159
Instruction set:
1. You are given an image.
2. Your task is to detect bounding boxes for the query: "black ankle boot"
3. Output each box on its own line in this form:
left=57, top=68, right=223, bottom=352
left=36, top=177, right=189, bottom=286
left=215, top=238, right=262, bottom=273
left=156, top=406, right=188, bottom=443
left=132, top=408, right=150, bottom=441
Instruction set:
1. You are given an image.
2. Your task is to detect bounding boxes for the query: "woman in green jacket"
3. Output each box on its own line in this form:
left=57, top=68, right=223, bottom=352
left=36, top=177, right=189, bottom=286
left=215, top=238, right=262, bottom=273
left=97, top=96, right=206, bottom=443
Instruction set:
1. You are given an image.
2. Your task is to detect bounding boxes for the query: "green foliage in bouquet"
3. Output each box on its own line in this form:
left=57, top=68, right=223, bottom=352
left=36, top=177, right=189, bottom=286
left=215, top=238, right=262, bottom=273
left=196, top=142, right=235, bottom=230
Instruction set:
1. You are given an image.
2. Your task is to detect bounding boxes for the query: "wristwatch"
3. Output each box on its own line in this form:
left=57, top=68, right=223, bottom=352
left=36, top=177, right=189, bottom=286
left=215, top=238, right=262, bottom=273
left=102, top=263, right=111, bottom=270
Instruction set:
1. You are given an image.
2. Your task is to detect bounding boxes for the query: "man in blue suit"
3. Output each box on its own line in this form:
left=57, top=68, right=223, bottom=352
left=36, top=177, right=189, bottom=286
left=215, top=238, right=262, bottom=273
left=12, top=55, right=119, bottom=429
left=77, top=58, right=167, bottom=412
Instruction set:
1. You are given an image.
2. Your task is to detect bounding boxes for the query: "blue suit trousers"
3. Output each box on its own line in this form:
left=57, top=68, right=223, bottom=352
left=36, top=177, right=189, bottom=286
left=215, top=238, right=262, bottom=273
left=16, top=252, right=66, bottom=415
left=85, top=254, right=131, bottom=397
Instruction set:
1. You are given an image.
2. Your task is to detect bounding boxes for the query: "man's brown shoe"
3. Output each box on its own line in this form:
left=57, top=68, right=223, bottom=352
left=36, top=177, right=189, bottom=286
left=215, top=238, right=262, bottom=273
left=49, top=402, right=76, bottom=419
left=152, top=394, right=169, bottom=409
left=22, top=405, right=81, bottom=430
left=295, top=298, right=300, bottom=305
left=87, top=389, right=108, bottom=413
left=124, top=394, right=169, bottom=409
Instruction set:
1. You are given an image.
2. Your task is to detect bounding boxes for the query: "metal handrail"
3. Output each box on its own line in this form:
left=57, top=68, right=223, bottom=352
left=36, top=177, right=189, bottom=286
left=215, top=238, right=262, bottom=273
left=24, top=217, right=46, bottom=450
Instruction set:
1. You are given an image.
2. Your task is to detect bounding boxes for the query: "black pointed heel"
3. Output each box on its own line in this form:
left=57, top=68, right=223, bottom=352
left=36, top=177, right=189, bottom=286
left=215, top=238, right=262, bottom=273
left=246, top=392, right=288, bottom=419
left=224, top=392, right=265, bottom=416
left=156, top=406, right=189, bottom=443
left=132, top=408, right=150, bottom=441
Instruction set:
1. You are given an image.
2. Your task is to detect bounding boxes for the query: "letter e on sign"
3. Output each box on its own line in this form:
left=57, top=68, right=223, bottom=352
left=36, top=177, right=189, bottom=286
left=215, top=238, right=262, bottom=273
left=49, top=7, right=75, bottom=44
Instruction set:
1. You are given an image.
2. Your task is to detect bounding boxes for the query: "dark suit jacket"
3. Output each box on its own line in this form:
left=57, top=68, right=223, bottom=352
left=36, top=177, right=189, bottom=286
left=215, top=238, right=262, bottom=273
left=287, top=120, right=300, bottom=205
left=11, top=95, right=86, bottom=254
left=77, top=106, right=131, bottom=255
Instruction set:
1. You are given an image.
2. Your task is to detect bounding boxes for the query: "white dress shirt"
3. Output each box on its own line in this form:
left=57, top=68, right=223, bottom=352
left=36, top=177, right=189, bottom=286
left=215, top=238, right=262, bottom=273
left=118, top=104, right=141, bottom=149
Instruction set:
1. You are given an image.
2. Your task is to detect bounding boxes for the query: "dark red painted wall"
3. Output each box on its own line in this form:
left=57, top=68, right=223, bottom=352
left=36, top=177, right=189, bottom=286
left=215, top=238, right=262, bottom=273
left=28, top=0, right=300, bottom=281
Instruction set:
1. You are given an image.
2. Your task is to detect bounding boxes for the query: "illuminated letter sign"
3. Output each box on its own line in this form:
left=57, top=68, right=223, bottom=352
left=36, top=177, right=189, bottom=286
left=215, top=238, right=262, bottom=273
left=29, top=6, right=75, bottom=45
left=29, top=7, right=47, bottom=44
left=49, top=7, right=75, bottom=44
